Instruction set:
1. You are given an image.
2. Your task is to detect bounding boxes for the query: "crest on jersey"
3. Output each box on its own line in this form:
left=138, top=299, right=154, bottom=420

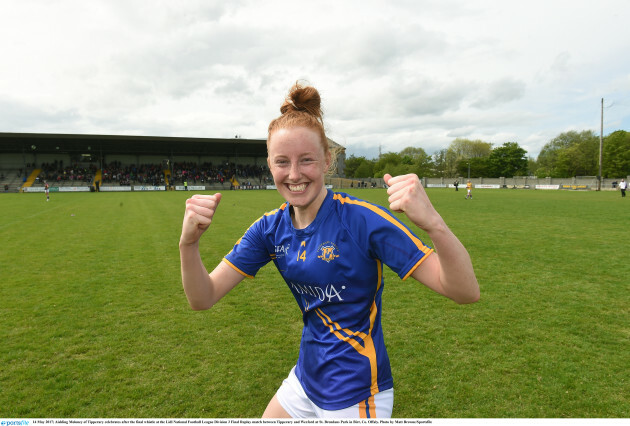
left=317, top=241, right=339, bottom=263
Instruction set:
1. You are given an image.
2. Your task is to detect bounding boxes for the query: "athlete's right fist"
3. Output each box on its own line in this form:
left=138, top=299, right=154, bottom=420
left=180, top=193, right=222, bottom=246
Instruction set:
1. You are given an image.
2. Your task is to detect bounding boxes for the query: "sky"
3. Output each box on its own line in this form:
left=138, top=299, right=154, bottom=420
left=1, top=0, right=629, bottom=160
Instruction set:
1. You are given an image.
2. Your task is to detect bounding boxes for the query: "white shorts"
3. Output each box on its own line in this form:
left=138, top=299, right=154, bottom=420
left=276, top=366, right=394, bottom=418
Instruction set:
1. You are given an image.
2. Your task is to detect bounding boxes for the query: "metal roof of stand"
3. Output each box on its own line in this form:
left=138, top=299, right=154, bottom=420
left=0, top=132, right=269, bottom=157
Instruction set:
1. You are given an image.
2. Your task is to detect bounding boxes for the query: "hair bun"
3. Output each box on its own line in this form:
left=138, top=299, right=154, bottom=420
left=280, top=82, right=323, bottom=120
left=267, top=81, right=328, bottom=156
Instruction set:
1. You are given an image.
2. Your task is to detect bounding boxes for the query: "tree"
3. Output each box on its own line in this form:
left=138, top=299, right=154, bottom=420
left=343, top=155, right=367, bottom=178
left=399, top=146, right=428, bottom=160
left=487, top=142, right=528, bottom=177
left=373, top=147, right=433, bottom=178
left=446, top=138, right=493, bottom=177
left=602, top=130, right=630, bottom=178
left=535, top=130, right=598, bottom=178
left=401, top=146, right=433, bottom=177
left=373, top=152, right=408, bottom=178
left=456, top=156, right=491, bottom=178
left=432, top=149, right=448, bottom=178
left=527, top=157, right=537, bottom=176
left=354, top=160, right=374, bottom=178
left=556, top=138, right=598, bottom=177
left=448, top=138, right=493, bottom=158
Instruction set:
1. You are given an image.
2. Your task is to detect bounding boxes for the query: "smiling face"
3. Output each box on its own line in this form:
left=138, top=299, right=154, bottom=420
left=267, top=126, right=331, bottom=227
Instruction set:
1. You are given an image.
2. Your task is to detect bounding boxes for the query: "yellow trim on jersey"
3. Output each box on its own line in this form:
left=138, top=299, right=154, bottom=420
left=402, top=248, right=435, bottom=280
left=359, top=395, right=376, bottom=418
left=225, top=203, right=288, bottom=259
left=332, top=193, right=432, bottom=255
left=333, top=193, right=434, bottom=281
left=221, top=258, right=254, bottom=279
left=314, top=259, right=384, bottom=396
left=315, top=308, right=379, bottom=394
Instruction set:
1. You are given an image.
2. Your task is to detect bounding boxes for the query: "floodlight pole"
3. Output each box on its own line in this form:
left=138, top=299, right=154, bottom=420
left=598, top=98, right=603, bottom=191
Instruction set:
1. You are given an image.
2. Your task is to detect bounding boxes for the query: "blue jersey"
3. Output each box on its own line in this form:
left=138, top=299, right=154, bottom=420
left=223, top=189, right=433, bottom=410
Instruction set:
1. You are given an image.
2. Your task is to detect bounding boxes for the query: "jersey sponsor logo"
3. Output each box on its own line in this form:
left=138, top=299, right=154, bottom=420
left=290, top=281, right=346, bottom=303
left=317, top=241, right=339, bottom=263
left=274, top=243, right=290, bottom=258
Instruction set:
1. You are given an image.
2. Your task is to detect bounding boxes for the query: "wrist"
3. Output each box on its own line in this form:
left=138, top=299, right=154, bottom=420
left=179, top=238, right=200, bottom=250
left=423, top=217, right=449, bottom=239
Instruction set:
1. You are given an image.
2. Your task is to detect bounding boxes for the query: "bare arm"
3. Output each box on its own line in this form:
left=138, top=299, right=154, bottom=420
left=179, top=193, right=245, bottom=310
left=384, top=174, right=480, bottom=304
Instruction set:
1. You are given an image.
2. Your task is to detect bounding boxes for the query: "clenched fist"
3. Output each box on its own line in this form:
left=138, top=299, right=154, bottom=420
left=384, top=174, right=443, bottom=233
left=180, top=193, right=222, bottom=246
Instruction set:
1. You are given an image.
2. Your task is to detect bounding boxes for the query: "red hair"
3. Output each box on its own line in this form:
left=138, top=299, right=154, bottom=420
left=267, top=82, right=329, bottom=156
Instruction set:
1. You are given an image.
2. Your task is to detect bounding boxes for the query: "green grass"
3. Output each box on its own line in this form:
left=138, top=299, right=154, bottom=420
left=1, top=189, right=628, bottom=418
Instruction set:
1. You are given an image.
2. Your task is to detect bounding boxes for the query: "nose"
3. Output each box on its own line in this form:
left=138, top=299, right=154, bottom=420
left=288, top=162, right=300, bottom=181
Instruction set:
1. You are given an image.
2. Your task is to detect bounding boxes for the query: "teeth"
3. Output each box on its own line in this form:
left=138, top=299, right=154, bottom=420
left=289, top=183, right=307, bottom=192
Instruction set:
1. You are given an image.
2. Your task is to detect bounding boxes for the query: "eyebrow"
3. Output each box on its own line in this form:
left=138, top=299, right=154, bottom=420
left=271, top=152, right=318, bottom=159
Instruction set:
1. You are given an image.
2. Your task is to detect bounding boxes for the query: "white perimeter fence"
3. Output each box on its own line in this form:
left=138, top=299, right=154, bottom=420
left=17, top=176, right=630, bottom=193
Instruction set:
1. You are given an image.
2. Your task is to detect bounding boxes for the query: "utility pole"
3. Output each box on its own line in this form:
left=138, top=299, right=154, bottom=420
left=598, top=97, right=603, bottom=191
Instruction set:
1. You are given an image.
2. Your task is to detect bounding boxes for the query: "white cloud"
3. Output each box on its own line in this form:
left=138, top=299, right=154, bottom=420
left=0, top=0, right=629, bottom=159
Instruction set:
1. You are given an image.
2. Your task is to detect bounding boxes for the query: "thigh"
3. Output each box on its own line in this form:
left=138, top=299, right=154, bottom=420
left=274, top=366, right=317, bottom=418
left=262, top=395, right=291, bottom=418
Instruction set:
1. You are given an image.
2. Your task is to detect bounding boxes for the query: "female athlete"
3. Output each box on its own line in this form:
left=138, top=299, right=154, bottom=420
left=179, top=82, right=480, bottom=418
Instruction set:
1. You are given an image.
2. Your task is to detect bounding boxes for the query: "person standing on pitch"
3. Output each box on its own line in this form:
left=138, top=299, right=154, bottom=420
left=44, top=180, right=50, bottom=201
left=179, top=82, right=480, bottom=419
left=465, top=180, right=472, bottom=199
left=619, top=178, right=627, bottom=198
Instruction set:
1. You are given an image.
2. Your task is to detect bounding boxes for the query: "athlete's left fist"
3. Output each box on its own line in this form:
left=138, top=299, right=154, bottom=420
left=384, top=173, right=441, bottom=232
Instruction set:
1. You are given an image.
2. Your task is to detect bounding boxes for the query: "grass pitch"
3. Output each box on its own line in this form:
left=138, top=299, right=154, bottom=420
left=0, top=188, right=628, bottom=418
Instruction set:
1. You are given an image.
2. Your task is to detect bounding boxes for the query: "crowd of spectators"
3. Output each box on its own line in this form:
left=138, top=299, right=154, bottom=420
left=101, top=162, right=165, bottom=186
left=171, top=162, right=272, bottom=186
left=39, top=161, right=96, bottom=184
left=28, top=161, right=272, bottom=187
